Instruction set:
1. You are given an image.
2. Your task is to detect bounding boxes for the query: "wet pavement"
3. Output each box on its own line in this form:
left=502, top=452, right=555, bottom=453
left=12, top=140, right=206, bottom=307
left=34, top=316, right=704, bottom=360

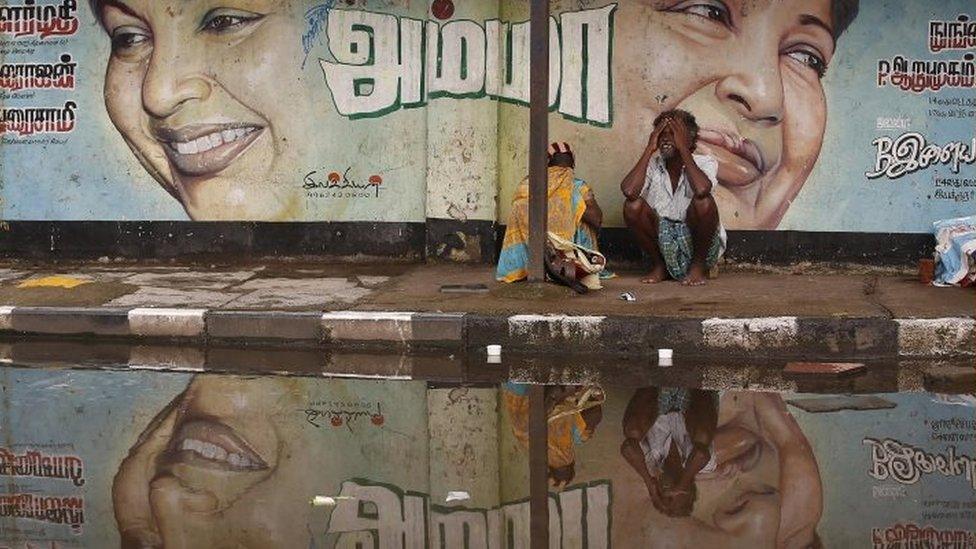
left=0, top=260, right=971, bottom=360
left=0, top=261, right=968, bottom=319
left=0, top=348, right=972, bottom=548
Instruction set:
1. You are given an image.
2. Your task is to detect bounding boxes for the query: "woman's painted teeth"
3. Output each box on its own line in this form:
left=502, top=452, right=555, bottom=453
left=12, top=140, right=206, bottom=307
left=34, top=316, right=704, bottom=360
left=172, top=127, right=259, bottom=156
left=158, top=124, right=264, bottom=177
left=179, top=437, right=263, bottom=469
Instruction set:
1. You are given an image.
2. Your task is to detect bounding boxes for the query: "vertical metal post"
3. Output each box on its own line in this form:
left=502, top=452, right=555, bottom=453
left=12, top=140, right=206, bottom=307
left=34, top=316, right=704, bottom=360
left=527, top=0, right=550, bottom=281
left=528, top=385, right=549, bottom=548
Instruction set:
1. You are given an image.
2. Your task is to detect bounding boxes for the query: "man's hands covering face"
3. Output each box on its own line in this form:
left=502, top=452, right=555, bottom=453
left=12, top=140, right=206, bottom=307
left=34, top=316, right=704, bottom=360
left=668, top=118, right=694, bottom=156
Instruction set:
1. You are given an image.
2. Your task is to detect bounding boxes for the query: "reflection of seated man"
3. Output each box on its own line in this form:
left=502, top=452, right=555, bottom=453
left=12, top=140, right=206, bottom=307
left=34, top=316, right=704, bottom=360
left=496, top=142, right=605, bottom=283
left=620, top=386, right=718, bottom=517
left=621, top=110, right=725, bottom=286
left=503, top=383, right=604, bottom=488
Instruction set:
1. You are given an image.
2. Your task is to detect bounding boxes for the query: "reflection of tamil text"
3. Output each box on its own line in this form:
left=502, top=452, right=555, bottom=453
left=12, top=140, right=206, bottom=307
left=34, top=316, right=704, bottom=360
left=0, top=494, right=84, bottom=534
left=0, top=448, right=85, bottom=487
left=864, top=438, right=976, bottom=490
left=873, top=522, right=976, bottom=549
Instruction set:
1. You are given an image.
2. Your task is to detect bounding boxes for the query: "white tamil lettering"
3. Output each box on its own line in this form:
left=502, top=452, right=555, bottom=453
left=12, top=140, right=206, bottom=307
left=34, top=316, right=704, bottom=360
left=559, top=4, right=615, bottom=125
left=325, top=481, right=612, bottom=547
left=329, top=481, right=426, bottom=548
left=320, top=10, right=423, bottom=118
left=317, top=6, right=617, bottom=125
left=428, top=20, right=487, bottom=97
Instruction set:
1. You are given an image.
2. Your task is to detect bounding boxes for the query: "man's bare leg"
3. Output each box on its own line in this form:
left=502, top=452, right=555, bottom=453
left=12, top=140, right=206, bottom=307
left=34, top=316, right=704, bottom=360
left=621, top=387, right=663, bottom=506
left=683, top=194, right=720, bottom=286
left=623, top=199, right=669, bottom=283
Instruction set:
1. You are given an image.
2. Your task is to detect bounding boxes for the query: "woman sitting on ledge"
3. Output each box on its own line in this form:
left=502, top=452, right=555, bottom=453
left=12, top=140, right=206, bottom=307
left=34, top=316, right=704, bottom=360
left=496, top=142, right=606, bottom=283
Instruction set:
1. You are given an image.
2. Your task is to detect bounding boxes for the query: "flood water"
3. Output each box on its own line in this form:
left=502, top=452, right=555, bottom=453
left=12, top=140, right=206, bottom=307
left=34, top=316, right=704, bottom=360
left=0, top=346, right=972, bottom=548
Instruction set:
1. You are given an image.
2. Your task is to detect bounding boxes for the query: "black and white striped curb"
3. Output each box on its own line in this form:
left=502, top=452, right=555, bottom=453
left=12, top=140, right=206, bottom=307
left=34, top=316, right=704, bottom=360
left=0, top=307, right=465, bottom=346
left=0, top=307, right=971, bottom=358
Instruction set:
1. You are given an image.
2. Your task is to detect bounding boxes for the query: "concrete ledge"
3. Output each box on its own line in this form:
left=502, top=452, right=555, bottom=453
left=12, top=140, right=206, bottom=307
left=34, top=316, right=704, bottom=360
left=0, top=305, right=971, bottom=359
left=322, top=311, right=416, bottom=342
left=897, top=318, right=976, bottom=357
left=9, top=307, right=130, bottom=336
left=321, top=312, right=464, bottom=345
left=0, top=306, right=14, bottom=331
left=508, top=315, right=606, bottom=344
left=702, top=317, right=799, bottom=351
left=207, top=311, right=323, bottom=341
left=795, top=317, right=898, bottom=357
left=129, top=308, right=206, bottom=338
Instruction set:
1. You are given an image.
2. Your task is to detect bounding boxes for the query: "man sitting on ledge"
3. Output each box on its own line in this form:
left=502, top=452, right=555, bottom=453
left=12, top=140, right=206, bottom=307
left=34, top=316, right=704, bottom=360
left=621, top=110, right=725, bottom=286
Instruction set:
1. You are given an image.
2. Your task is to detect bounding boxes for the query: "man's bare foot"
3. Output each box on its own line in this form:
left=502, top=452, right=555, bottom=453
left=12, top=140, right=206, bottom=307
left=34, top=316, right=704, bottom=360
left=644, top=476, right=665, bottom=510
left=641, top=265, right=669, bottom=284
left=681, top=263, right=708, bottom=286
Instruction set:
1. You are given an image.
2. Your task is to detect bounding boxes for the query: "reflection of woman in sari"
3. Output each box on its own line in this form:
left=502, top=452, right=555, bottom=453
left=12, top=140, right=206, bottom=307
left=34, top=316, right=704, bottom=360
left=496, top=143, right=606, bottom=283
left=503, top=383, right=605, bottom=488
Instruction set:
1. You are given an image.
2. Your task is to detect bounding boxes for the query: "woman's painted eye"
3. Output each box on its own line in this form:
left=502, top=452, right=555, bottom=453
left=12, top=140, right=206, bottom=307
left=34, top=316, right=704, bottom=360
left=110, top=27, right=150, bottom=53
left=200, top=10, right=263, bottom=33
left=670, top=1, right=733, bottom=27
left=787, top=49, right=828, bottom=78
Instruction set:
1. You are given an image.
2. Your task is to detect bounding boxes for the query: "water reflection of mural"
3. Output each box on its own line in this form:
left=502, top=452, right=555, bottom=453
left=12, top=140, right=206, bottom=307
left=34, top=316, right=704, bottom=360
left=0, top=1, right=971, bottom=232
left=0, top=367, right=974, bottom=547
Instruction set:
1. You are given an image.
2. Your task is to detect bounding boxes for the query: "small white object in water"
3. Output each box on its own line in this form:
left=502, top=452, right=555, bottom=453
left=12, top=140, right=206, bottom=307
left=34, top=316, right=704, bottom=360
left=311, top=496, right=337, bottom=507
left=658, top=349, right=673, bottom=360
left=487, top=355, right=502, bottom=364
left=658, top=357, right=673, bottom=368
left=487, top=344, right=502, bottom=356
left=446, top=491, right=471, bottom=502
left=310, top=496, right=355, bottom=507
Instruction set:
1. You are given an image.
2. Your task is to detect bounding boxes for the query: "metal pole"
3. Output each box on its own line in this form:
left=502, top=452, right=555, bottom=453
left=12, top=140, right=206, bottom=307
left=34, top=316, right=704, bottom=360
left=528, top=385, right=549, bottom=548
left=527, top=0, right=549, bottom=281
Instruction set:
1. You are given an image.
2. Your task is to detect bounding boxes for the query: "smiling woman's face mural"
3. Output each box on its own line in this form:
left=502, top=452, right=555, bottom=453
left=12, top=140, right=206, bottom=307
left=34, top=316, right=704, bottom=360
left=0, top=0, right=972, bottom=238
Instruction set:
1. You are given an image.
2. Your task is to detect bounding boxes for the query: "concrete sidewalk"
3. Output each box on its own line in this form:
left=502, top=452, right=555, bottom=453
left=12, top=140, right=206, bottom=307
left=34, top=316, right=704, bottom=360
left=0, top=260, right=971, bottom=360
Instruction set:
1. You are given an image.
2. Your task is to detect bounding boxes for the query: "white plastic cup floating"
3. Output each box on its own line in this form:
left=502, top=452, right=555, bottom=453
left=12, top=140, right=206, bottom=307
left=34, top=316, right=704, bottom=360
left=658, top=349, right=673, bottom=360
left=311, top=496, right=337, bottom=507
left=487, top=345, right=502, bottom=356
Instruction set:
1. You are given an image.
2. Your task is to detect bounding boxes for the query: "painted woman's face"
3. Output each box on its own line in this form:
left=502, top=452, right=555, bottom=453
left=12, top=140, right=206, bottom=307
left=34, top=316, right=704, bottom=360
left=113, top=376, right=314, bottom=548
left=694, top=392, right=822, bottom=548
left=99, top=0, right=308, bottom=220
left=615, top=0, right=837, bottom=229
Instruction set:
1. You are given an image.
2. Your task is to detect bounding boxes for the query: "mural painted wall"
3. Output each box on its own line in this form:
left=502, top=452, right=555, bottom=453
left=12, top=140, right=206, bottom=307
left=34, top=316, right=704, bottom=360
left=496, top=0, right=976, bottom=232
left=0, top=366, right=973, bottom=548
left=0, top=0, right=973, bottom=229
